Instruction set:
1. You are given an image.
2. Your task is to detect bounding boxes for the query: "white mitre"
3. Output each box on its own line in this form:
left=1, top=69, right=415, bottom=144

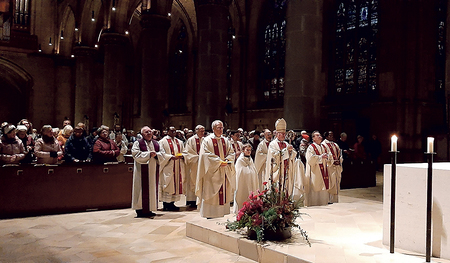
left=275, top=118, right=286, bottom=133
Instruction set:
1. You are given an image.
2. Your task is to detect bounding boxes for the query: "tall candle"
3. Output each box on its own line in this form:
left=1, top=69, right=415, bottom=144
left=391, top=135, right=398, bottom=152
left=427, top=137, right=434, bottom=153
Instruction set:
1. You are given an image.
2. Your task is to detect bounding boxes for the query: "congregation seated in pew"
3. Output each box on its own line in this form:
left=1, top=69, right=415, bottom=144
left=34, top=125, right=63, bottom=165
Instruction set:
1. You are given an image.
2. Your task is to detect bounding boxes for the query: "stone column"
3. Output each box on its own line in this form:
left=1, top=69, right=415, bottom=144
left=283, top=0, right=325, bottom=130
left=73, top=46, right=98, bottom=129
left=139, top=12, right=171, bottom=130
left=101, top=33, right=129, bottom=128
left=194, top=0, right=231, bottom=129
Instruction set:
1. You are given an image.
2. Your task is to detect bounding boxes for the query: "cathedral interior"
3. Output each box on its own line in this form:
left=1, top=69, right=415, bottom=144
left=0, top=0, right=449, bottom=164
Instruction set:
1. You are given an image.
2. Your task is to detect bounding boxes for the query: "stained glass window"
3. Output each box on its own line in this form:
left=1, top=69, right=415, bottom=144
left=259, top=0, right=287, bottom=106
left=436, top=0, right=447, bottom=100
left=333, top=0, right=378, bottom=95
left=168, top=22, right=188, bottom=113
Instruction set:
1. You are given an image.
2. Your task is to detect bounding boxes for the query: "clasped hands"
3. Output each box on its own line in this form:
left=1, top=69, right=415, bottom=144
left=220, top=159, right=230, bottom=167
left=170, top=154, right=183, bottom=160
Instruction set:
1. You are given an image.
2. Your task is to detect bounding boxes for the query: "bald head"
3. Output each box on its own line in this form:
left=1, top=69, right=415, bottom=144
left=141, top=126, right=153, bottom=141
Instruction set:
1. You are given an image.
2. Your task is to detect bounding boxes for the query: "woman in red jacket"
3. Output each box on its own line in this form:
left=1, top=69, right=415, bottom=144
left=92, top=126, right=120, bottom=164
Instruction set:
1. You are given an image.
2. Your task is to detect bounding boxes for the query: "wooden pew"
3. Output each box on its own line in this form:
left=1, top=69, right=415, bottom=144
left=0, top=163, right=134, bottom=219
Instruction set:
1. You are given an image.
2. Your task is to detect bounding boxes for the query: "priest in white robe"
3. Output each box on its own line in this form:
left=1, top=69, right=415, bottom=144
left=322, top=131, right=343, bottom=203
left=254, top=129, right=272, bottom=190
left=131, top=126, right=160, bottom=217
left=265, top=118, right=305, bottom=201
left=183, top=125, right=205, bottom=208
left=233, top=144, right=259, bottom=213
left=305, top=131, right=334, bottom=206
left=196, top=120, right=236, bottom=218
left=229, top=130, right=243, bottom=163
left=158, top=127, right=186, bottom=211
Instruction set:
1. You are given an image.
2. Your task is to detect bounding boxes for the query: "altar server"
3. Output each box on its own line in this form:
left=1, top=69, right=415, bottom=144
left=233, top=143, right=259, bottom=212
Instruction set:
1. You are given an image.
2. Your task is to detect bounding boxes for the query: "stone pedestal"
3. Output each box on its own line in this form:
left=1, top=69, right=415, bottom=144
left=383, top=163, right=450, bottom=259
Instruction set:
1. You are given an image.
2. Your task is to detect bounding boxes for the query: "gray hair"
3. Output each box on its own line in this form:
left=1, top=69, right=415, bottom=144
left=62, top=125, right=73, bottom=135
left=211, top=120, right=223, bottom=129
left=195, top=125, right=205, bottom=131
left=97, top=125, right=109, bottom=134
left=141, top=126, right=151, bottom=134
left=41, top=125, right=53, bottom=134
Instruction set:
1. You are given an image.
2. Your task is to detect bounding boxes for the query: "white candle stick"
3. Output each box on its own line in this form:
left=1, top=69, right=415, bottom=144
left=427, top=137, right=434, bottom=153
left=391, top=135, right=398, bottom=152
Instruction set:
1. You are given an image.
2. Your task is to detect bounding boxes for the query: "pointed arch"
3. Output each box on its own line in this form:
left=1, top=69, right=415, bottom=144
left=79, top=0, right=106, bottom=46
left=58, top=5, right=76, bottom=56
left=0, top=57, right=33, bottom=122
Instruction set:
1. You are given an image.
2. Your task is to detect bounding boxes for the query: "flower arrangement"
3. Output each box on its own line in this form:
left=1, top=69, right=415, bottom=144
left=226, top=180, right=310, bottom=245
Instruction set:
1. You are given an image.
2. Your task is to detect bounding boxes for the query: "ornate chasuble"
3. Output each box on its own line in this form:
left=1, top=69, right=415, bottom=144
left=326, top=142, right=340, bottom=162
left=138, top=138, right=159, bottom=212
left=311, top=143, right=330, bottom=189
left=277, top=141, right=289, bottom=178
left=167, top=138, right=183, bottom=195
left=212, top=137, right=228, bottom=205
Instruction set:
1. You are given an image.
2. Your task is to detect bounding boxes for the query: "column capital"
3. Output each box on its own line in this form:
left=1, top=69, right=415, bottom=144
left=73, top=46, right=97, bottom=57
left=195, top=0, right=231, bottom=7
left=140, top=13, right=171, bottom=30
left=100, top=33, right=129, bottom=46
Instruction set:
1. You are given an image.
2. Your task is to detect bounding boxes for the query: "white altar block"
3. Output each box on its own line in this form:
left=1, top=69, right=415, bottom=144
left=383, top=162, right=450, bottom=259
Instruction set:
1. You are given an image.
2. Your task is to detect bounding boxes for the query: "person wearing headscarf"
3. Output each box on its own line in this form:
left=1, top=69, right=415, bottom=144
left=34, top=125, right=63, bottom=164
left=0, top=124, right=25, bottom=164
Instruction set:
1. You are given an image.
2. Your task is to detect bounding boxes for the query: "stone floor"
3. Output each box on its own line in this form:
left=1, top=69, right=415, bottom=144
left=0, top=173, right=449, bottom=263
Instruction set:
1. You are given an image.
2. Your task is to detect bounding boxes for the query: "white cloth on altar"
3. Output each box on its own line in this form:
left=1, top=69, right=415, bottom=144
left=158, top=136, right=186, bottom=203
left=196, top=134, right=236, bottom=218
left=183, top=134, right=203, bottom=202
left=322, top=139, right=343, bottom=203
left=254, top=139, right=270, bottom=191
left=305, top=142, right=333, bottom=206
left=233, top=153, right=259, bottom=213
left=131, top=140, right=160, bottom=211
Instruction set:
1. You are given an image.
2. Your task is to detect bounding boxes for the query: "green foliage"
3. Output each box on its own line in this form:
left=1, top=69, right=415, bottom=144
left=226, top=181, right=310, bottom=246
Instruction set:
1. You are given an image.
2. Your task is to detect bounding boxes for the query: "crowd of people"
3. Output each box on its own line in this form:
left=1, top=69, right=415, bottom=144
left=0, top=119, right=138, bottom=165
left=0, top=117, right=381, bottom=219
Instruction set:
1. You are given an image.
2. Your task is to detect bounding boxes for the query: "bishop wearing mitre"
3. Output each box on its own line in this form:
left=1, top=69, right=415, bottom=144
left=265, top=118, right=305, bottom=201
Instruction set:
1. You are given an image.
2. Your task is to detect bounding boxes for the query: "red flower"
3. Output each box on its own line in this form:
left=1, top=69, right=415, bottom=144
left=251, top=214, right=262, bottom=226
left=237, top=211, right=245, bottom=221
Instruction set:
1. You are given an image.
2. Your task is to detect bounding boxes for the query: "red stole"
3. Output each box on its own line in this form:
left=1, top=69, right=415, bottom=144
left=195, top=137, right=201, bottom=154
left=311, top=143, right=329, bottom=189
left=326, top=142, right=340, bottom=162
left=212, top=137, right=228, bottom=205
left=167, top=138, right=182, bottom=195
left=277, top=141, right=289, bottom=178
left=232, top=141, right=240, bottom=153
